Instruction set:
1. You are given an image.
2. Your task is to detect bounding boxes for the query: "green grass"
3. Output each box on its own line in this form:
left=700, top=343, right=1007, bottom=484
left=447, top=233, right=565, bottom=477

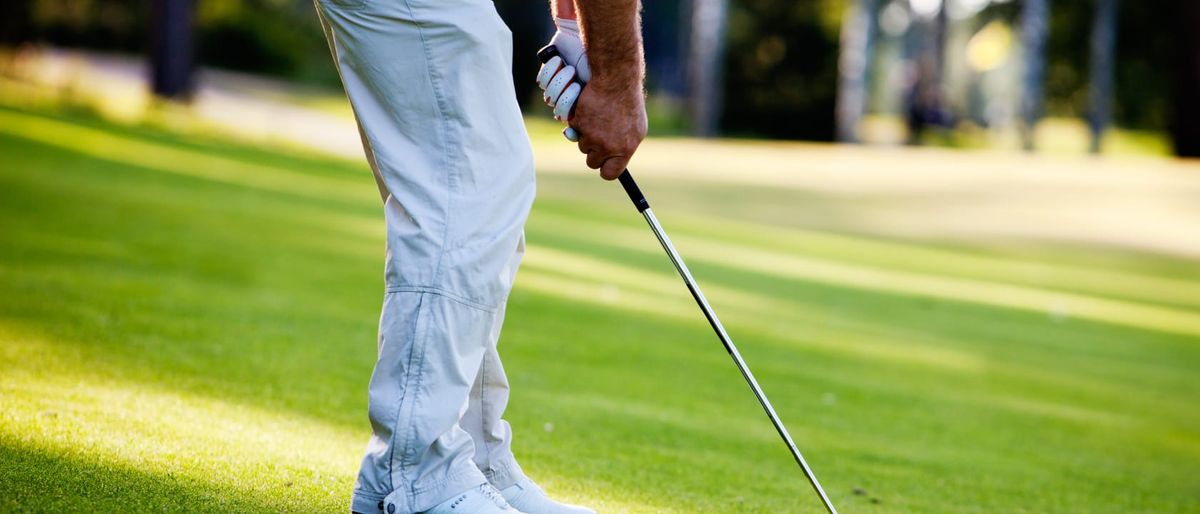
left=1, top=105, right=1198, bottom=513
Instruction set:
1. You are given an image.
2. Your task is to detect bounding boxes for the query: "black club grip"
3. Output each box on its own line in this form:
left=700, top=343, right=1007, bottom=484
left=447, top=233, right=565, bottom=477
left=618, top=170, right=649, bottom=212
left=537, top=45, right=560, bottom=64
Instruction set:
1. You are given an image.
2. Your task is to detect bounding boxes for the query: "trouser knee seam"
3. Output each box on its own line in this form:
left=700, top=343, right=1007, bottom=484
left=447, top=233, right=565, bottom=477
left=386, top=285, right=496, bottom=312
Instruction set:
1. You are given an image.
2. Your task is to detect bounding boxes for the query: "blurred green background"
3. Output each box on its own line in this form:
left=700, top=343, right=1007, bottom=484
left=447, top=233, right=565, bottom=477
left=1, top=1, right=1199, bottom=513
left=2, top=0, right=1198, bottom=151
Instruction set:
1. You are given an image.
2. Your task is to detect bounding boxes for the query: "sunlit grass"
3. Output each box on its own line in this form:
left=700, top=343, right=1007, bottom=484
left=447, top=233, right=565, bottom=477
left=1, top=105, right=1198, bottom=513
left=528, top=211, right=1200, bottom=339
left=2, top=334, right=360, bottom=512
left=860, top=114, right=1173, bottom=156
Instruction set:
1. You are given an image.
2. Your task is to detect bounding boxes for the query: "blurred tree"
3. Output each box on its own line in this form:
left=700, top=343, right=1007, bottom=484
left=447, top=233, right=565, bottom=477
left=1045, top=0, right=1170, bottom=134
left=689, top=0, right=730, bottom=136
left=12, top=0, right=145, bottom=51
left=836, top=0, right=877, bottom=142
left=0, top=0, right=34, bottom=45
left=1086, top=0, right=1117, bottom=154
left=1172, top=0, right=1200, bottom=157
left=721, top=0, right=842, bottom=140
left=150, top=0, right=195, bottom=100
left=494, top=0, right=550, bottom=109
left=195, top=1, right=337, bottom=86
left=643, top=0, right=689, bottom=97
left=1018, top=0, right=1049, bottom=151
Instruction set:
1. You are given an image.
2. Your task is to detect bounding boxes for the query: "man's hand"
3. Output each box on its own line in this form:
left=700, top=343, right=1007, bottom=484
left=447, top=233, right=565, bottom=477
left=570, top=78, right=646, bottom=180
left=541, top=0, right=646, bottom=180
left=572, top=0, right=646, bottom=180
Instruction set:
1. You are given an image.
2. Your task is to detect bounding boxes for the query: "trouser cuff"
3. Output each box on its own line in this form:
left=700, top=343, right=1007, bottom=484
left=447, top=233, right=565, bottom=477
left=351, top=466, right=488, bottom=514
left=350, top=491, right=385, bottom=514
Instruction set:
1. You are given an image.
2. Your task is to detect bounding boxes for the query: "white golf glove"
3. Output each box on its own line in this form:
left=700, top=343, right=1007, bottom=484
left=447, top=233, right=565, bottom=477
left=536, top=18, right=589, bottom=123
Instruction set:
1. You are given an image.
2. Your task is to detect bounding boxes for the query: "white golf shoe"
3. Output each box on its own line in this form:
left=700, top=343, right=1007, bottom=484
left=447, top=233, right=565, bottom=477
left=500, top=478, right=596, bottom=514
left=424, top=483, right=528, bottom=514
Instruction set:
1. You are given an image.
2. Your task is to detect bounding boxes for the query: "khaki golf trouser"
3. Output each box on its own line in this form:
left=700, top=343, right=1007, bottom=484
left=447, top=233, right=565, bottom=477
left=314, top=0, right=536, bottom=512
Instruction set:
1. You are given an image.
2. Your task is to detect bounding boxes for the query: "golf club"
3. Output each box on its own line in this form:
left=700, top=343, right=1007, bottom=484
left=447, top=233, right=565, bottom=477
left=539, top=46, right=839, bottom=514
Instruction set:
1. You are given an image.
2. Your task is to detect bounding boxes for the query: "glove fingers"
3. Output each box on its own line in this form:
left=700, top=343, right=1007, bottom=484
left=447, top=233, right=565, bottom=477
left=536, top=55, right=563, bottom=90
left=543, top=65, right=575, bottom=106
left=554, top=82, right=582, bottom=121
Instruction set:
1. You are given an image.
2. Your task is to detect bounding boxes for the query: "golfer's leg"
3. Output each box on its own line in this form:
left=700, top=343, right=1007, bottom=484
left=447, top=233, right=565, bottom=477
left=463, top=236, right=527, bottom=490
left=312, top=3, right=390, bottom=205
left=463, top=238, right=595, bottom=514
left=359, top=292, right=500, bottom=514
left=316, top=0, right=534, bottom=512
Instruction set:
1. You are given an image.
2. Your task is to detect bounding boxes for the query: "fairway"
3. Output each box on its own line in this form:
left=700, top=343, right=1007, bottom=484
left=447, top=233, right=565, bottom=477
left=1, top=105, right=1199, bottom=513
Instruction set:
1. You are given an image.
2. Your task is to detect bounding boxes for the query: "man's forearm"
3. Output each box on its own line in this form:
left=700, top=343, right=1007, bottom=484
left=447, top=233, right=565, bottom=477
left=574, top=0, right=643, bottom=93
left=551, top=0, right=575, bottom=20
left=542, top=0, right=647, bottom=180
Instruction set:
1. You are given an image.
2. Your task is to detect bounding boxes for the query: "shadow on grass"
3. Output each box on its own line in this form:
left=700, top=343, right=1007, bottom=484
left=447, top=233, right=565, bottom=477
left=0, top=440, right=283, bottom=513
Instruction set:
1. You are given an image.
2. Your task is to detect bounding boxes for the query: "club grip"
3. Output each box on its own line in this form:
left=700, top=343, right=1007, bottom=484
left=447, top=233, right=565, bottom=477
left=537, top=45, right=560, bottom=64
left=618, top=170, right=649, bottom=212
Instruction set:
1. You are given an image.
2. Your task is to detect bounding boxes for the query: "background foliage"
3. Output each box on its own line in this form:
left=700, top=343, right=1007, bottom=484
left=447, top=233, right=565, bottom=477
left=0, top=0, right=1186, bottom=140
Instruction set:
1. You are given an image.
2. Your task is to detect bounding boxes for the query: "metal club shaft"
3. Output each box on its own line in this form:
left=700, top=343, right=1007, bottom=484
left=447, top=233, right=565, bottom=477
left=532, top=48, right=836, bottom=509
left=618, top=171, right=839, bottom=514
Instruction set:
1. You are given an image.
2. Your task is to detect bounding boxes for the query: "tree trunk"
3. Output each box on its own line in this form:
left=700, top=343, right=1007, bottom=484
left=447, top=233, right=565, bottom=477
left=932, top=2, right=948, bottom=87
left=1018, top=0, right=1049, bottom=151
left=836, top=0, right=878, bottom=143
left=688, top=0, right=730, bottom=137
left=1172, top=0, right=1200, bottom=157
left=1087, top=0, right=1118, bottom=154
left=643, top=0, right=689, bottom=98
left=149, top=0, right=195, bottom=100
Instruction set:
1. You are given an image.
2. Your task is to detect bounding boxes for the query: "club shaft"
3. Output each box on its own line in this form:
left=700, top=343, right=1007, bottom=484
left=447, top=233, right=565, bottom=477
left=640, top=206, right=838, bottom=514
